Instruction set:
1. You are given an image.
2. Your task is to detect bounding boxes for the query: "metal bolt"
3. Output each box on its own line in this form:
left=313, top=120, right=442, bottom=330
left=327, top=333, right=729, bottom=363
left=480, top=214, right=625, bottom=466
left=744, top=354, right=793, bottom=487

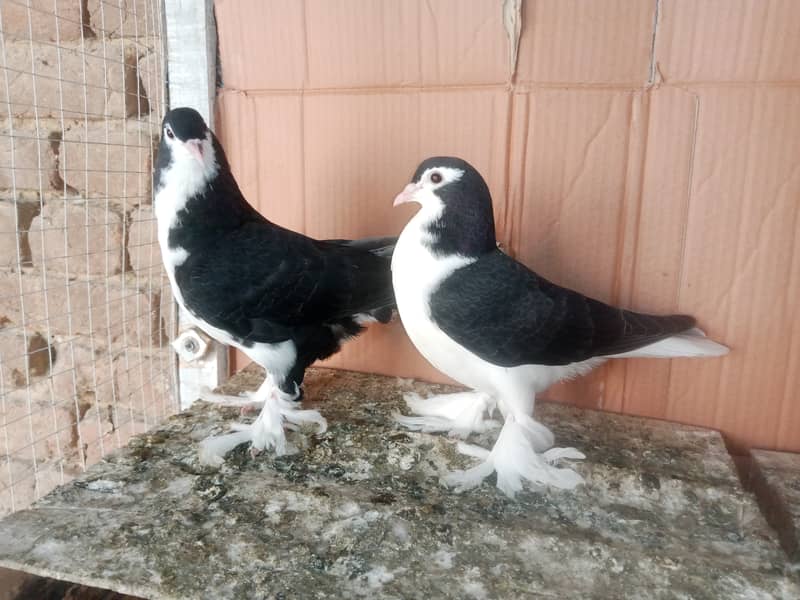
left=184, top=338, right=199, bottom=354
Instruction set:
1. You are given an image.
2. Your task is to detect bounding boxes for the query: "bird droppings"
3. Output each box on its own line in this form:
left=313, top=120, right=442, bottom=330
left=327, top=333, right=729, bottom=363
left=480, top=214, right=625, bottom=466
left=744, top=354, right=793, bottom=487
left=364, top=565, right=395, bottom=588
left=0, top=367, right=797, bottom=599
left=433, top=548, right=456, bottom=569
left=462, top=579, right=489, bottom=600
left=80, top=479, right=125, bottom=493
left=334, top=501, right=362, bottom=518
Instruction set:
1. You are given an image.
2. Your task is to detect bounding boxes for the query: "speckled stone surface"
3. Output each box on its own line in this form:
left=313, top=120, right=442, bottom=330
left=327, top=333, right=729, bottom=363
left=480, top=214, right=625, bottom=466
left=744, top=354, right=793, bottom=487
left=0, top=367, right=797, bottom=599
left=751, top=449, right=800, bottom=565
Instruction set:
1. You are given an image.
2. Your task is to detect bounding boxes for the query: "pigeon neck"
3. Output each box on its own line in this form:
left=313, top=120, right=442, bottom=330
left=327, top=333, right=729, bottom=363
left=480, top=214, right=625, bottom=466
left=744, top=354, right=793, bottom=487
left=171, top=173, right=262, bottom=237
left=425, top=201, right=497, bottom=259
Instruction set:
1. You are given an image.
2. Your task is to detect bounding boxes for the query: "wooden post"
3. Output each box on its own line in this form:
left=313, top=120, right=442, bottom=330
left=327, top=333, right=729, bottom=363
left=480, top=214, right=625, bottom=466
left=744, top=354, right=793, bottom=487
left=163, top=0, right=228, bottom=409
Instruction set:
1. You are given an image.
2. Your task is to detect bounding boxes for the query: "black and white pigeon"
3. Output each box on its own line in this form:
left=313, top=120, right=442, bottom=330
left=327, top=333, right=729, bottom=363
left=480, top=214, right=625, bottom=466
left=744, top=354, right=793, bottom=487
left=391, top=156, right=728, bottom=497
left=153, top=107, right=396, bottom=463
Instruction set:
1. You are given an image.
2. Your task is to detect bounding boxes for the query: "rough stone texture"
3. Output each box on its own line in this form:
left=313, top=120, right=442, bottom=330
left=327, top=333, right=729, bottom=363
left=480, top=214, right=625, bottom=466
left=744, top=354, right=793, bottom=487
left=0, top=267, right=173, bottom=516
left=88, top=0, right=156, bottom=41
left=0, top=40, right=153, bottom=120
left=113, top=349, right=173, bottom=417
left=27, top=200, right=126, bottom=275
left=0, top=0, right=171, bottom=519
left=1, top=122, right=156, bottom=203
left=0, top=394, right=67, bottom=462
left=128, top=204, right=162, bottom=277
left=0, top=194, right=41, bottom=268
left=751, top=449, right=800, bottom=565
left=0, top=456, right=66, bottom=518
left=59, top=121, right=154, bottom=196
left=132, top=51, right=163, bottom=112
left=0, top=340, right=171, bottom=446
left=76, top=348, right=173, bottom=465
left=0, top=328, right=57, bottom=392
left=0, top=121, right=58, bottom=191
left=0, top=0, right=155, bottom=54
left=0, top=341, right=172, bottom=517
left=0, top=268, right=166, bottom=347
left=0, top=336, right=108, bottom=463
left=0, top=367, right=796, bottom=599
left=0, top=270, right=167, bottom=347
left=0, top=1, right=87, bottom=44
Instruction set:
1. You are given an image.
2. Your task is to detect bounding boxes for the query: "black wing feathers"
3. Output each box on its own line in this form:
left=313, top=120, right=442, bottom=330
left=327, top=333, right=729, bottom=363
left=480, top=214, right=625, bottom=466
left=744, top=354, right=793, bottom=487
left=325, top=235, right=396, bottom=254
left=176, top=217, right=394, bottom=345
left=430, top=250, right=695, bottom=367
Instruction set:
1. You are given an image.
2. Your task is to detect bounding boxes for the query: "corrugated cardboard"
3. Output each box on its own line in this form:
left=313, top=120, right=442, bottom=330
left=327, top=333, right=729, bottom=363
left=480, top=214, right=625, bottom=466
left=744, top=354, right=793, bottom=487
left=514, top=0, right=655, bottom=84
left=655, top=0, right=800, bottom=82
left=214, top=0, right=800, bottom=454
left=215, top=0, right=509, bottom=89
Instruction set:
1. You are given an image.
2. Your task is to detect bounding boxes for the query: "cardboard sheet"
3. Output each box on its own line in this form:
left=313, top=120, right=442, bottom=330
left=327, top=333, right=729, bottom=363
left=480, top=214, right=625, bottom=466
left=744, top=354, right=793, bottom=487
left=214, top=0, right=800, bottom=454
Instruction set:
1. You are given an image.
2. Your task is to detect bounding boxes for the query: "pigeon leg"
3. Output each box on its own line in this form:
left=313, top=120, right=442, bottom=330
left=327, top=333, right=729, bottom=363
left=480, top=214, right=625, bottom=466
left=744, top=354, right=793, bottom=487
left=197, top=375, right=278, bottom=465
left=393, top=391, right=499, bottom=438
left=442, top=411, right=584, bottom=498
left=247, top=383, right=327, bottom=456
left=198, top=375, right=325, bottom=464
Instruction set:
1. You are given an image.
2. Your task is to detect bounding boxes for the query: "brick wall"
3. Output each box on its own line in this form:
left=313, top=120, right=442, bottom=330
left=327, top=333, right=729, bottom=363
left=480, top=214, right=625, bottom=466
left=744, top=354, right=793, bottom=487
left=0, top=0, right=175, bottom=515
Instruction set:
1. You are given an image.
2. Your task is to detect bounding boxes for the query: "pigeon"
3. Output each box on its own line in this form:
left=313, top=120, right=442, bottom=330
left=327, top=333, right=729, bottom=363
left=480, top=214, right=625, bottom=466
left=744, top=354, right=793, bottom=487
left=153, top=107, right=396, bottom=463
left=391, top=156, right=728, bottom=497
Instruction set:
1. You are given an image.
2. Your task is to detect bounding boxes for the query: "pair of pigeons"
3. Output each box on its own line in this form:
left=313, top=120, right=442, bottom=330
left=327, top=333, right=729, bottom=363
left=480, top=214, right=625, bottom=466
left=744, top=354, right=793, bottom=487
left=155, top=107, right=727, bottom=497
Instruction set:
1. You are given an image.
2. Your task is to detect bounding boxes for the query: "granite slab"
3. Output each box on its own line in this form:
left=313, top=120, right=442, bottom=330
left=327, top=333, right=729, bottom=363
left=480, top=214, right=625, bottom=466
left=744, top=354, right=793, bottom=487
left=750, top=449, right=800, bottom=566
left=0, top=367, right=796, bottom=599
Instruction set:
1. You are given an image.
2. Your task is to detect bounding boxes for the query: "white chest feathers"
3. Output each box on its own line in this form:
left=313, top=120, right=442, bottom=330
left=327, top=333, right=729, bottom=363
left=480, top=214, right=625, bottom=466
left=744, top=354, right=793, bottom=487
left=391, top=204, right=480, bottom=382
left=154, top=173, right=191, bottom=311
left=154, top=133, right=219, bottom=308
left=391, top=203, right=605, bottom=400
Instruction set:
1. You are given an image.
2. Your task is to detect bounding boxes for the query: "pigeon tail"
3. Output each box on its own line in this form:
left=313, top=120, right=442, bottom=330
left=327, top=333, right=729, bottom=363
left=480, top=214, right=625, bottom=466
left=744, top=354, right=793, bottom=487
left=608, top=327, right=729, bottom=359
left=327, top=235, right=396, bottom=257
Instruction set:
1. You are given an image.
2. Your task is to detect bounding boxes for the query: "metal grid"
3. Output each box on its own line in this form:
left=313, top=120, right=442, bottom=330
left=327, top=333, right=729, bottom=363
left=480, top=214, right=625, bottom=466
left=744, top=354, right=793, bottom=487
left=0, top=0, right=176, bottom=515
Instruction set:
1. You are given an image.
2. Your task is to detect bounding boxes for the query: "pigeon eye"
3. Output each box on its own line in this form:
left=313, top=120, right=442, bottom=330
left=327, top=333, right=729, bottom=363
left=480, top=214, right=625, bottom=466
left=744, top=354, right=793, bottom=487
left=430, top=171, right=442, bottom=184
left=165, top=127, right=175, bottom=140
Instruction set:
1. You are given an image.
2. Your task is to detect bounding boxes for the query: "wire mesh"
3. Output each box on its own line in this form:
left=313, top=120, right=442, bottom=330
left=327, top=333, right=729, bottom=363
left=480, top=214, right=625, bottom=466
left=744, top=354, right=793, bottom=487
left=0, top=0, right=176, bottom=516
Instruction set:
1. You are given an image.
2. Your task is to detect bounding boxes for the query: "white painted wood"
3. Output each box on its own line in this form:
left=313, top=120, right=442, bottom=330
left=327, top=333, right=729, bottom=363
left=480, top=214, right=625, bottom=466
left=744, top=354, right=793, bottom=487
left=164, top=0, right=228, bottom=409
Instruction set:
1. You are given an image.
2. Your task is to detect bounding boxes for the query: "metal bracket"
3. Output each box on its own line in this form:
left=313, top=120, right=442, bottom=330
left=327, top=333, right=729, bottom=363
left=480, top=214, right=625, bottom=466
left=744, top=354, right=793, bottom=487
left=171, top=328, right=211, bottom=362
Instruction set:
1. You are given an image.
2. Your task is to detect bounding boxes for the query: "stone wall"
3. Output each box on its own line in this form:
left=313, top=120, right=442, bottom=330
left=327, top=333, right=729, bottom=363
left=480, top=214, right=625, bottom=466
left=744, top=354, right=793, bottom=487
left=0, top=0, right=175, bottom=515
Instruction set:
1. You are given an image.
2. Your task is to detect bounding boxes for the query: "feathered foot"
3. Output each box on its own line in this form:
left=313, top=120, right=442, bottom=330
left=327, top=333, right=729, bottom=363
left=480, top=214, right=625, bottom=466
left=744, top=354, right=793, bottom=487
left=198, top=382, right=326, bottom=466
left=393, top=391, right=500, bottom=438
left=198, top=429, right=253, bottom=467
left=442, top=414, right=584, bottom=497
left=246, top=393, right=327, bottom=455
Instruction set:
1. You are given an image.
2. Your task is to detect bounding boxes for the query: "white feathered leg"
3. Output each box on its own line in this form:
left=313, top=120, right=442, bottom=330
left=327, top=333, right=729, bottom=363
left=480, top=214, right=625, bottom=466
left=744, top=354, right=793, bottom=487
left=443, top=388, right=583, bottom=497
left=393, top=391, right=500, bottom=437
left=247, top=386, right=327, bottom=456
left=444, top=413, right=584, bottom=497
left=198, top=375, right=326, bottom=465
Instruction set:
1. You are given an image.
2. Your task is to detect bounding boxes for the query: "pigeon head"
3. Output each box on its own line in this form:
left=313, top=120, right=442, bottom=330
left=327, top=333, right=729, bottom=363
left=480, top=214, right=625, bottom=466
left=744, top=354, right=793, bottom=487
left=394, top=156, right=496, bottom=257
left=155, top=107, right=220, bottom=193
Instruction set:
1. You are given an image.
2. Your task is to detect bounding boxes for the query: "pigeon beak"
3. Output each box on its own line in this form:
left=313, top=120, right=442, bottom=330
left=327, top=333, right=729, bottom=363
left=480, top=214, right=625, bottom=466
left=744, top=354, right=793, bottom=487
left=393, top=182, right=421, bottom=207
left=185, top=139, right=204, bottom=164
